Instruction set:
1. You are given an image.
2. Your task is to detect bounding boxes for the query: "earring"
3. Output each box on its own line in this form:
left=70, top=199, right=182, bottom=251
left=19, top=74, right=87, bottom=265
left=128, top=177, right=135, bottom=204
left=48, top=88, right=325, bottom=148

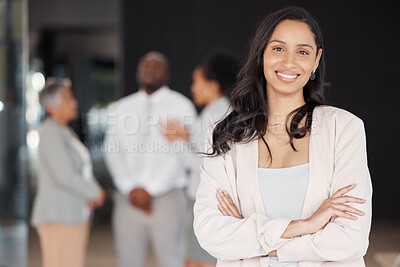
left=310, top=71, right=316, bottom=81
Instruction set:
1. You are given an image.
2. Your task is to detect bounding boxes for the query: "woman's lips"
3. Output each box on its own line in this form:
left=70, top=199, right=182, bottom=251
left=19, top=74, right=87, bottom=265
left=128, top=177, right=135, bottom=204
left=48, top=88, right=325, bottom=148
left=275, top=71, right=300, bottom=83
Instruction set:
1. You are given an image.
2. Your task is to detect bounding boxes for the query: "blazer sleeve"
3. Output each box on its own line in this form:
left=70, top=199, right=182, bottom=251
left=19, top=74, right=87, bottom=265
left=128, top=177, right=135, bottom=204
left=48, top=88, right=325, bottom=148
left=39, top=126, right=100, bottom=200
left=194, top=130, right=292, bottom=261
left=277, top=117, right=372, bottom=262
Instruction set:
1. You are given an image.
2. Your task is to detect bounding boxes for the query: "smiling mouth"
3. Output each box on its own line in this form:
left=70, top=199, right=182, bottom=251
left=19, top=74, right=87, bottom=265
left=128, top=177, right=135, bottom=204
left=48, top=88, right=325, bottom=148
left=275, top=71, right=300, bottom=82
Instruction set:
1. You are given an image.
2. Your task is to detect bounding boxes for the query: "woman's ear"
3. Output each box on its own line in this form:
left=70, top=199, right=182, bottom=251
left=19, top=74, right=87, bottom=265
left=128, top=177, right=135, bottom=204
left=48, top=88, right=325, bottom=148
left=313, top=48, right=323, bottom=72
left=209, top=80, right=222, bottom=96
left=46, top=105, right=57, bottom=117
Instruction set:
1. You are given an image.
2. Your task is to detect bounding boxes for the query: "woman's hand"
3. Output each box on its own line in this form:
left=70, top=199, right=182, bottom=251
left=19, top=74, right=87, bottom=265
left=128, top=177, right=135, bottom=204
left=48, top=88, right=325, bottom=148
left=88, top=188, right=106, bottom=210
left=217, top=184, right=366, bottom=238
left=216, top=188, right=243, bottom=219
left=159, top=119, right=190, bottom=143
left=303, top=184, right=366, bottom=235
left=217, top=189, right=278, bottom=257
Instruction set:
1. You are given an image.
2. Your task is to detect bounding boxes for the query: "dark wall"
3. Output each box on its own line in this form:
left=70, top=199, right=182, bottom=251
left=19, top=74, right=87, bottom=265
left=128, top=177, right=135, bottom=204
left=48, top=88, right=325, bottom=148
left=122, top=0, right=400, bottom=219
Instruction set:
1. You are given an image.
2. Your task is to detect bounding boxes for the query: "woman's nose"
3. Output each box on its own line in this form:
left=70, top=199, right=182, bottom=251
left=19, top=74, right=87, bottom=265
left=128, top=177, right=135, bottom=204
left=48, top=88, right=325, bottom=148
left=282, top=52, right=297, bottom=69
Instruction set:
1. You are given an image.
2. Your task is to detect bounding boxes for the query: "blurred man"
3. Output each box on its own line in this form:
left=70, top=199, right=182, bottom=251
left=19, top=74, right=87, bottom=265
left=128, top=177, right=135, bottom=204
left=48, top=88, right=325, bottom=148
left=104, top=51, right=196, bottom=267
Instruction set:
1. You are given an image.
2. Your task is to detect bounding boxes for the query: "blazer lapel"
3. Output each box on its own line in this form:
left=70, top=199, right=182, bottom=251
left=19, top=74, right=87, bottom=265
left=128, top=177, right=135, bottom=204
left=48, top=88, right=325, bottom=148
left=61, top=127, right=85, bottom=170
left=236, top=139, right=266, bottom=217
left=301, top=106, right=333, bottom=218
left=48, top=119, right=84, bottom=174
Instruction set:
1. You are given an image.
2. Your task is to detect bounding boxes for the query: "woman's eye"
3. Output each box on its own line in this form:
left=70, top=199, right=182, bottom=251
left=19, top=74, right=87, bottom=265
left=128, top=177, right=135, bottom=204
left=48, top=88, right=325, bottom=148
left=299, top=50, right=309, bottom=55
left=273, top=47, right=283, bottom=52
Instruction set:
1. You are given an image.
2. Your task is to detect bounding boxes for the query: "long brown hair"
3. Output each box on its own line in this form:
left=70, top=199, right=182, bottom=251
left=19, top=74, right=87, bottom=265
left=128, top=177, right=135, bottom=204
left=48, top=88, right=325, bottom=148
left=209, top=6, right=327, bottom=157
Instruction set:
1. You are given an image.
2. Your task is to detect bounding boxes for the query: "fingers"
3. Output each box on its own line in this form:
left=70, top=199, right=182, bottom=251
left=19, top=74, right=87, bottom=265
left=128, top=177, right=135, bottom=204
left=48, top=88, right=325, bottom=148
left=217, top=202, right=230, bottom=216
left=333, top=204, right=365, bottom=217
left=158, top=121, right=167, bottom=133
left=144, top=203, right=153, bottom=214
left=217, top=189, right=234, bottom=216
left=87, top=202, right=95, bottom=210
left=222, top=191, right=242, bottom=218
left=159, top=120, right=177, bottom=133
left=217, top=190, right=235, bottom=217
left=161, top=119, right=179, bottom=130
left=331, top=196, right=366, bottom=204
left=159, top=119, right=189, bottom=142
left=332, top=209, right=359, bottom=220
left=268, top=250, right=277, bottom=257
left=331, top=183, right=356, bottom=198
left=217, top=188, right=243, bottom=219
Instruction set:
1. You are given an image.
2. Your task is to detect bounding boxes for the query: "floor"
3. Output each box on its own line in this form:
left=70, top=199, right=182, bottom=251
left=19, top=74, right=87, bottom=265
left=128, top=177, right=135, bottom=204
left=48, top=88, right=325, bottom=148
left=0, top=221, right=27, bottom=267
left=28, top=223, right=157, bottom=267
left=25, top=219, right=400, bottom=267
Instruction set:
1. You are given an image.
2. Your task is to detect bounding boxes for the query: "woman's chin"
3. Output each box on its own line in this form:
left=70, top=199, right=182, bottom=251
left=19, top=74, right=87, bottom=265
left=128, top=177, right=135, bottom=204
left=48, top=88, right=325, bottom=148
left=70, top=112, right=78, bottom=121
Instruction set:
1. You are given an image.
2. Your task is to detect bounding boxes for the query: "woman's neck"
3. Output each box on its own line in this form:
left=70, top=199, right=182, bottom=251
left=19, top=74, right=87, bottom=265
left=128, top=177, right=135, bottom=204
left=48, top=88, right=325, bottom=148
left=50, top=114, right=69, bottom=126
left=267, top=91, right=306, bottom=125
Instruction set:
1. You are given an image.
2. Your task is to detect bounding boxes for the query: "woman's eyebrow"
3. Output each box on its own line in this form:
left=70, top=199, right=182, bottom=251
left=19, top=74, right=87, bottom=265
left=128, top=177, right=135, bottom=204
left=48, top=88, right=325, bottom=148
left=269, top=39, right=314, bottom=50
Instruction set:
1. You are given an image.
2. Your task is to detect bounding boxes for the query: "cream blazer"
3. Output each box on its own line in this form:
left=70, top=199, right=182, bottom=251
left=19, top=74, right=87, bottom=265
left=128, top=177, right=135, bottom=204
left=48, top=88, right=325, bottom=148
left=194, top=106, right=372, bottom=267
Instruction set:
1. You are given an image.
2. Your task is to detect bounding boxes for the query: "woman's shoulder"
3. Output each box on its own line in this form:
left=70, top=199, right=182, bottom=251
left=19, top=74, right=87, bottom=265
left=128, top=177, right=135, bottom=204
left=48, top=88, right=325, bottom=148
left=39, top=119, right=67, bottom=147
left=41, top=118, right=62, bottom=135
left=314, top=105, right=364, bottom=126
left=313, top=105, right=365, bottom=139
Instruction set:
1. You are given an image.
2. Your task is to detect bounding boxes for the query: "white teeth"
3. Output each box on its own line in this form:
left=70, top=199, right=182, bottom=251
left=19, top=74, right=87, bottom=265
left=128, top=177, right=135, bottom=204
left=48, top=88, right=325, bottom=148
left=277, top=72, right=298, bottom=79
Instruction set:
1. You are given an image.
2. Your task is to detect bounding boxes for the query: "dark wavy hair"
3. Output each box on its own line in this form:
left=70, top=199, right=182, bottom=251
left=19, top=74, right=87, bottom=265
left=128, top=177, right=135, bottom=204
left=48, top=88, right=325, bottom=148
left=199, top=49, right=240, bottom=95
left=209, top=6, right=327, bottom=158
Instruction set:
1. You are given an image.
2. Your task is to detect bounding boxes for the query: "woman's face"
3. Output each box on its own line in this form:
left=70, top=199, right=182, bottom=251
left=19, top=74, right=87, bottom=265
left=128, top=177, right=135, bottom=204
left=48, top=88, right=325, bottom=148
left=263, top=19, right=322, bottom=98
left=190, top=67, right=214, bottom=107
left=55, top=88, right=78, bottom=122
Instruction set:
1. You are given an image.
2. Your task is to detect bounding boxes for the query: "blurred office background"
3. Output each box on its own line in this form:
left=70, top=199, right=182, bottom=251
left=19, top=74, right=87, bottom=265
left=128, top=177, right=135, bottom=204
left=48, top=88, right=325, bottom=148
left=0, top=0, right=398, bottom=266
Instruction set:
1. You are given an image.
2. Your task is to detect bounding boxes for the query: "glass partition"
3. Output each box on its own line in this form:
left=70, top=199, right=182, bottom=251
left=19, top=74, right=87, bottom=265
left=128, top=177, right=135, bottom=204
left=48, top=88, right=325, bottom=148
left=0, top=0, right=29, bottom=266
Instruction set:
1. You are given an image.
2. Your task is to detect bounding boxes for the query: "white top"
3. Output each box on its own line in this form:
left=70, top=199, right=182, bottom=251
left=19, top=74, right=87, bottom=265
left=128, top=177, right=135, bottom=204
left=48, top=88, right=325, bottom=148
left=258, top=163, right=309, bottom=267
left=184, top=97, right=231, bottom=199
left=104, top=86, right=197, bottom=196
left=194, top=97, right=231, bottom=151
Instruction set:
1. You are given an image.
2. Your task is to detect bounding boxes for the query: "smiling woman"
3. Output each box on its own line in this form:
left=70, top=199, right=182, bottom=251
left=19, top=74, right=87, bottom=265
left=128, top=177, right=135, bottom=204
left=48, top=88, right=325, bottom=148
left=264, top=20, right=322, bottom=96
left=193, top=6, right=372, bottom=267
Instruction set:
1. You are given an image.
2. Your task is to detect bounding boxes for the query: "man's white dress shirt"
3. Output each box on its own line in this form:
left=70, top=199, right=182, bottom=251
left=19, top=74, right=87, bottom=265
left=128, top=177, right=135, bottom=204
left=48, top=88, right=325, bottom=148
left=104, top=86, right=197, bottom=197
